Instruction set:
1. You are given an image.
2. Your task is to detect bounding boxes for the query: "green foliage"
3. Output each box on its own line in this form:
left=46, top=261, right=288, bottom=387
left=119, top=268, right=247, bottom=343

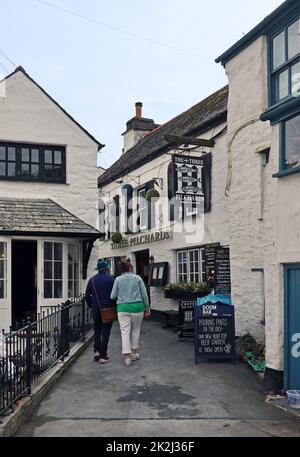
left=164, top=282, right=210, bottom=298
left=237, top=333, right=265, bottom=372
left=145, top=188, right=160, bottom=202
left=111, top=232, right=123, bottom=244
left=237, top=333, right=257, bottom=354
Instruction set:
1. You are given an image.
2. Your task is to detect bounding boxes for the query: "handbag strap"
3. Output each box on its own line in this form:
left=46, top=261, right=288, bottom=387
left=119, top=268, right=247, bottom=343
left=92, top=277, right=102, bottom=310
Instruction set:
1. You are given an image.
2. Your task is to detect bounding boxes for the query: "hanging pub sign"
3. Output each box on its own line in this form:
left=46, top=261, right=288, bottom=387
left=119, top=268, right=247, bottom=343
left=195, top=296, right=236, bottom=364
left=178, top=300, right=196, bottom=339
left=172, top=154, right=212, bottom=212
left=215, top=247, right=231, bottom=295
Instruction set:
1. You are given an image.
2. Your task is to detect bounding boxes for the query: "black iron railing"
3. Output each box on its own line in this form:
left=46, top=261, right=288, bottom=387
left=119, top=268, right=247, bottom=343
left=0, top=296, right=93, bottom=416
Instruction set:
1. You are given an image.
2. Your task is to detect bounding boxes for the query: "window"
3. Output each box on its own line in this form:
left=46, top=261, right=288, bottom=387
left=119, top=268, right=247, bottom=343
left=177, top=248, right=205, bottom=283
left=270, top=18, right=300, bottom=105
left=104, top=258, right=115, bottom=276
left=281, top=113, right=300, bottom=171
left=138, top=189, right=148, bottom=231
left=108, top=201, right=116, bottom=237
left=68, top=245, right=79, bottom=299
left=44, top=242, right=63, bottom=299
left=0, top=242, right=7, bottom=299
left=0, top=142, right=66, bottom=183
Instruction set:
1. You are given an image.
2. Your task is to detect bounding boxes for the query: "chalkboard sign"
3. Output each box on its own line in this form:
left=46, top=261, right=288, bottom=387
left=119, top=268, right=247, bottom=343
left=178, top=300, right=196, bottom=339
left=194, top=302, right=236, bottom=363
left=204, top=243, right=220, bottom=272
left=215, top=248, right=231, bottom=295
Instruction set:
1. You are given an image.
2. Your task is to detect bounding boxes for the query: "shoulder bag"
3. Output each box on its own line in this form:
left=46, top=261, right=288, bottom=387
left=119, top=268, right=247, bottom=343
left=92, top=277, right=118, bottom=324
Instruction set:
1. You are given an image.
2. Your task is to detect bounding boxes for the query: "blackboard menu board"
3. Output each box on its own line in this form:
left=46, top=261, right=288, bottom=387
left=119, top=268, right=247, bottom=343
left=195, top=303, right=236, bottom=363
left=178, top=300, right=196, bottom=339
left=215, top=248, right=231, bottom=295
left=204, top=243, right=220, bottom=272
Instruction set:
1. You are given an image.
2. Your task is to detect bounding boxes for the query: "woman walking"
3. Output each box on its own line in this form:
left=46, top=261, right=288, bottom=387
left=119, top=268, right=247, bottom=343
left=110, top=261, right=151, bottom=366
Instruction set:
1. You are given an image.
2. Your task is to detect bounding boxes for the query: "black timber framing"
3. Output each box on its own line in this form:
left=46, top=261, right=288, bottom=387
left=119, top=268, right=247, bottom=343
left=82, top=240, right=95, bottom=280
left=164, top=135, right=215, bottom=147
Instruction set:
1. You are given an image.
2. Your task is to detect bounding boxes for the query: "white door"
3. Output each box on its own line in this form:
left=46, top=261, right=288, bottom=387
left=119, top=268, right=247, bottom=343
left=0, top=238, right=11, bottom=331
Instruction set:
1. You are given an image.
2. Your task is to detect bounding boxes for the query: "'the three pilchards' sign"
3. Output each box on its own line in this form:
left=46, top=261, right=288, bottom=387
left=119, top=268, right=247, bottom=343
left=172, top=154, right=211, bottom=211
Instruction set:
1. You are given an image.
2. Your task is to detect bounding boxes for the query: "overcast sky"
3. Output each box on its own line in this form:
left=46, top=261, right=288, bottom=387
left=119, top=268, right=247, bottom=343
left=0, top=0, right=284, bottom=168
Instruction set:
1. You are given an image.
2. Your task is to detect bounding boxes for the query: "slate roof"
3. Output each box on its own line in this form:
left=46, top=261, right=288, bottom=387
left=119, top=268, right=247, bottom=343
left=98, top=85, right=228, bottom=187
left=0, top=198, right=101, bottom=237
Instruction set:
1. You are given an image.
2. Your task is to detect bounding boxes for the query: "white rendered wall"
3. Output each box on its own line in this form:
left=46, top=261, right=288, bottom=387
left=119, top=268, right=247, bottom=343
left=224, top=35, right=294, bottom=371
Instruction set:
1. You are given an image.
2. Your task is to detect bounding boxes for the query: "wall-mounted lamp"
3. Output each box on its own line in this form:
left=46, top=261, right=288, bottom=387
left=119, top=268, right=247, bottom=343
left=149, top=255, right=155, bottom=266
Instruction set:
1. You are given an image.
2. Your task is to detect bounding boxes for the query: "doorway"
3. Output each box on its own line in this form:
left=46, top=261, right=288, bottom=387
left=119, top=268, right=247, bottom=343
left=135, top=249, right=151, bottom=305
left=135, top=249, right=150, bottom=283
left=12, top=240, right=37, bottom=326
left=284, top=264, right=300, bottom=390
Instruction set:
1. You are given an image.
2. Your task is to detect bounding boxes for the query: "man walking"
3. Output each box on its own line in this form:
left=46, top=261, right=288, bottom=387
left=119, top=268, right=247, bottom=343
left=85, top=260, right=115, bottom=364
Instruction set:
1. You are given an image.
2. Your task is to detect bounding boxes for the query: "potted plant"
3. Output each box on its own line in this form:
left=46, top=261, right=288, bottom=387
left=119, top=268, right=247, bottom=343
left=111, top=232, right=123, bottom=244
left=164, top=282, right=210, bottom=300
left=146, top=188, right=160, bottom=202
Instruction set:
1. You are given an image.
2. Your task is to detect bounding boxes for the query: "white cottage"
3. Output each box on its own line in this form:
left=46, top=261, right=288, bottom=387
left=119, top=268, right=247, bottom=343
left=0, top=67, right=103, bottom=331
left=216, top=0, right=300, bottom=391
left=98, top=90, right=229, bottom=315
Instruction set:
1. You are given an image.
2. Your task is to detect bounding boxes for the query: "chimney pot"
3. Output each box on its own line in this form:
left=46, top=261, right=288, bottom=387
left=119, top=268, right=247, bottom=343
left=135, top=102, right=143, bottom=119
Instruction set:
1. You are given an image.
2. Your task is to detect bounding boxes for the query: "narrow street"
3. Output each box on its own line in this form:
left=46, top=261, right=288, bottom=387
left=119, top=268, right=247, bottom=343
left=16, top=320, right=300, bottom=437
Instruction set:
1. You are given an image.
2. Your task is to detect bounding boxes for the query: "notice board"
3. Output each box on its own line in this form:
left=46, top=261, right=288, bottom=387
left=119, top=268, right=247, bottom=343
left=215, top=248, right=231, bottom=295
left=194, top=302, right=236, bottom=364
left=178, top=300, right=196, bottom=339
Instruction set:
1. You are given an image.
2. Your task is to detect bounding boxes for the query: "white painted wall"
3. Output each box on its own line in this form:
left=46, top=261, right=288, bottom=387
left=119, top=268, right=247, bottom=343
left=98, top=122, right=229, bottom=312
left=224, top=34, right=300, bottom=372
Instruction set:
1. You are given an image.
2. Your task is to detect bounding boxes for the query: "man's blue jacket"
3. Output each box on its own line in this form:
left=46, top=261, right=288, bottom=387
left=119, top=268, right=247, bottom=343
left=85, top=273, right=115, bottom=309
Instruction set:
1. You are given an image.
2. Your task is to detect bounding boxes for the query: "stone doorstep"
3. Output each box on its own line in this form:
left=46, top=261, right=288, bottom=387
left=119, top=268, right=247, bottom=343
left=0, top=331, right=94, bottom=438
left=266, top=397, right=300, bottom=419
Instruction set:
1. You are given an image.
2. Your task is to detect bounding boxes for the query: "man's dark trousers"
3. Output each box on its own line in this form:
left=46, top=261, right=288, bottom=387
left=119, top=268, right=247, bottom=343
left=92, top=306, right=113, bottom=358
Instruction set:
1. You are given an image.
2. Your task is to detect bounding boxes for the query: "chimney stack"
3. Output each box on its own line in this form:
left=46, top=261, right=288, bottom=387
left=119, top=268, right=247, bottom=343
left=122, top=102, right=159, bottom=154
left=135, top=102, right=143, bottom=119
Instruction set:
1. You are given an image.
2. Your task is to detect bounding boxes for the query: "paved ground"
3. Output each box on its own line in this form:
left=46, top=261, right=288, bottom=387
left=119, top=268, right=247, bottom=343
left=16, top=320, right=300, bottom=437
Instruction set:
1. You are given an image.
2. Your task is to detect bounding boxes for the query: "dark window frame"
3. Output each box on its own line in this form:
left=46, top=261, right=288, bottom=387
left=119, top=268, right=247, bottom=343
left=273, top=112, right=300, bottom=178
left=0, top=142, right=66, bottom=184
left=268, top=15, right=300, bottom=109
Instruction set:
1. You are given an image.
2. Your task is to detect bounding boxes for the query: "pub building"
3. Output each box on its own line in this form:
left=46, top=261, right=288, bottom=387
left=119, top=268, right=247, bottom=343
left=0, top=67, right=102, bottom=331
left=97, top=90, right=230, bottom=317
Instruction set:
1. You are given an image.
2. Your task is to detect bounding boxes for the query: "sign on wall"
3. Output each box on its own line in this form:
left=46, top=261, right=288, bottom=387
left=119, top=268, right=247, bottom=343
left=215, top=248, right=231, bottom=295
left=172, top=154, right=212, bottom=212
left=178, top=300, right=196, bottom=339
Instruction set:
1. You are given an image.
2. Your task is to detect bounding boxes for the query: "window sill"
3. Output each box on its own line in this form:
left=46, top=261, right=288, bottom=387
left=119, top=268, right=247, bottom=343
left=0, top=176, right=68, bottom=185
left=273, top=166, right=300, bottom=178
left=261, top=97, right=300, bottom=124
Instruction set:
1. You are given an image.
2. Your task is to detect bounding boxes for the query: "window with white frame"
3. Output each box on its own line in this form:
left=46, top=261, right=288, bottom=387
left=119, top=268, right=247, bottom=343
left=68, top=244, right=79, bottom=299
left=138, top=188, right=148, bottom=231
left=0, top=242, right=7, bottom=299
left=105, top=258, right=115, bottom=276
left=44, top=242, right=63, bottom=299
left=177, top=248, right=205, bottom=283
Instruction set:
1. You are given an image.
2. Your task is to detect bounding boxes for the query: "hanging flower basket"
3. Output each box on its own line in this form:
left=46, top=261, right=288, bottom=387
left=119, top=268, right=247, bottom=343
left=111, top=232, right=123, bottom=244
left=146, top=188, right=160, bottom=202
